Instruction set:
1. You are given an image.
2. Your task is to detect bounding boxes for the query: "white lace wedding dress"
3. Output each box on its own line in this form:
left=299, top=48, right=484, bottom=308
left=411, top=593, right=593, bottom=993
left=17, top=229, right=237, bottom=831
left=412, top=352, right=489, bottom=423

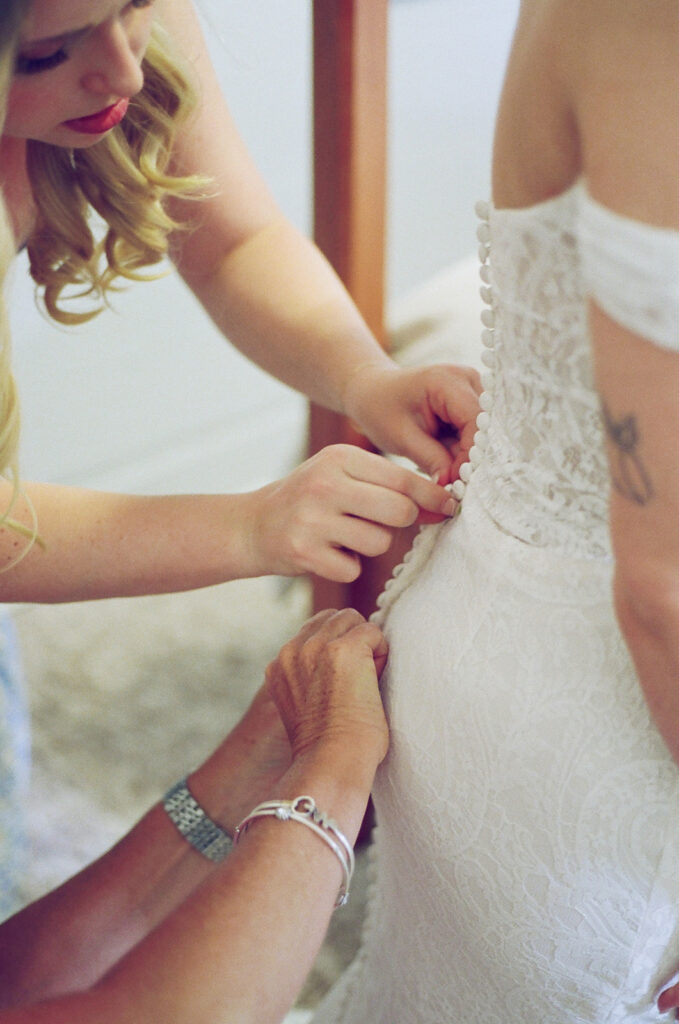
left=312, top=184, right=679, bottom=1023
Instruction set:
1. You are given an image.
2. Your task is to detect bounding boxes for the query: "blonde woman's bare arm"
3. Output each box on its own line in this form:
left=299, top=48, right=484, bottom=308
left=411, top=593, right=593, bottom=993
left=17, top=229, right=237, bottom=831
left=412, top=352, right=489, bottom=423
left=156, top=0, right=480, bottom=483
left=0, top=451, right=457, bottom=601
left=0, top=481, right=263, bottom=601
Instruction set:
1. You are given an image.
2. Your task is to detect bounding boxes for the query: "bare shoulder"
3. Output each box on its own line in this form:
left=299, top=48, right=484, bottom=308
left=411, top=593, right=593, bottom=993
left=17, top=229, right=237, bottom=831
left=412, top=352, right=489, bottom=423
left=561, top=0, right=679, bottom=99
left=526, top=0, right=679, bottom=97
left=494, top=0, right=679, bottom=222
left=491, top=0, right=580, bottom=206
left=558, top=0, right=679, bottom=223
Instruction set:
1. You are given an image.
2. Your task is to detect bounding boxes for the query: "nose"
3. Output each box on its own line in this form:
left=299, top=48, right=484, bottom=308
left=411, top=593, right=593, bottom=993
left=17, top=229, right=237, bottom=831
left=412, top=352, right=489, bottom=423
left=79, top=20, right=145, bottom=99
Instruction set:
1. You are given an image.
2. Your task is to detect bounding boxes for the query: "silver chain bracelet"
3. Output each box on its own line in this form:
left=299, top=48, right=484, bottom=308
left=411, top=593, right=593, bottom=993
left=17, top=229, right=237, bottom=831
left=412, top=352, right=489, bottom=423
left=234, top=794, right=355, bottom=908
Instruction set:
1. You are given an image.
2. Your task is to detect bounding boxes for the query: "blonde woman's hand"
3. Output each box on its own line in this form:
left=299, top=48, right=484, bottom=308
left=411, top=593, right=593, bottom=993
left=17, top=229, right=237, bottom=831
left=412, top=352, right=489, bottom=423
left=246, top=444, right=457, bottom=582
left=342, top=362, right=482, bottom=486
left=266, top=608, right=389, bottom=768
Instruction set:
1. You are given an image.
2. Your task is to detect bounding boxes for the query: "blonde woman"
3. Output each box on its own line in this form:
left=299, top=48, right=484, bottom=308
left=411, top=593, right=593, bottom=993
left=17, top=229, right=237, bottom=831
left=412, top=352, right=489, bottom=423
left=0, top=0, right=481, bottom=600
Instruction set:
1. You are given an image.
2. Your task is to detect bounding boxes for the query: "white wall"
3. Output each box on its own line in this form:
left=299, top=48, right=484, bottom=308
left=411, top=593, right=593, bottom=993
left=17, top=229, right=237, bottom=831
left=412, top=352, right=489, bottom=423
left=9, top=1, right=517, bottom=496
left=388, top=0, right=517, bottom=299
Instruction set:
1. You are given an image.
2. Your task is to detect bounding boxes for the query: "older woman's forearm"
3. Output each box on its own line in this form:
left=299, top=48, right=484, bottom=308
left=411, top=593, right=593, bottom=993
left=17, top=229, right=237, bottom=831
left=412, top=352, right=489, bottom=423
left=0, top=748, right=375, bottom=1024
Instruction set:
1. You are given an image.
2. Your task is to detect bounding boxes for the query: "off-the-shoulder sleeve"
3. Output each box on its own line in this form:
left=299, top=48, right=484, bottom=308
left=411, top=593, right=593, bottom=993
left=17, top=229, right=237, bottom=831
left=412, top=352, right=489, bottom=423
left=578, top=185, right=679, bottom=351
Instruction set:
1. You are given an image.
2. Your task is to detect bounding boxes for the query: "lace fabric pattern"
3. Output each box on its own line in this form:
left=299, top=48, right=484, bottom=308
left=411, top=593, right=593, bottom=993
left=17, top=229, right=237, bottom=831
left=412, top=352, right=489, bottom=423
left=474, top=186, right=611, bottom=560
left=579, top=184, right=679, bottom=353
left=312, top=189, right=679, bottom=1023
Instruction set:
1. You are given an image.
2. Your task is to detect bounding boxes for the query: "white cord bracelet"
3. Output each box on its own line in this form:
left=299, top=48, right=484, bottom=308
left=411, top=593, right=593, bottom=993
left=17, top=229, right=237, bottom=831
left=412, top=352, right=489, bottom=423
left=234, top=795, right=355, bottom=908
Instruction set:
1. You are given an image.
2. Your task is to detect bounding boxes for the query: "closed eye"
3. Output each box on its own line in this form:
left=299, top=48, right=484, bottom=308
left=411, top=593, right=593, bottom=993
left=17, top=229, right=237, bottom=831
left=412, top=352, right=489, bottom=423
left=15, top=0, right=153, bottom=77
left=15, top=49, right=69, bottom=76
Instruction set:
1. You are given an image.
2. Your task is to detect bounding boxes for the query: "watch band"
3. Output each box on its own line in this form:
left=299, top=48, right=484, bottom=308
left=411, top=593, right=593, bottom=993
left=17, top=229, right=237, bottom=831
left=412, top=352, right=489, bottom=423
left=163, top=777, right=233, bottom=863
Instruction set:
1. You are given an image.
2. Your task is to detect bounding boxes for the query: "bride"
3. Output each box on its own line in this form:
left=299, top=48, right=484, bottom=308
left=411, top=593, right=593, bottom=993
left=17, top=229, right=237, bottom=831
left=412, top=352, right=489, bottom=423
left=313, top=2, right=679, bottom=1021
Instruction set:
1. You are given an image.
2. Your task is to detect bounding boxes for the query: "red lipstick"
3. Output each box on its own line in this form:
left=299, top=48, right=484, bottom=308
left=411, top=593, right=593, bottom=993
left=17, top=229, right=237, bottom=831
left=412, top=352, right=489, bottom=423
left=63, top=98, right=129, bottom=135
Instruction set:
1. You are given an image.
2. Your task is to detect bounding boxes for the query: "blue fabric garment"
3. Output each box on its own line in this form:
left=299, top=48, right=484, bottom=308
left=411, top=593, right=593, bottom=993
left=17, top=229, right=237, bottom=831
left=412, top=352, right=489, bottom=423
left=0, top=611, right=30, bottom=920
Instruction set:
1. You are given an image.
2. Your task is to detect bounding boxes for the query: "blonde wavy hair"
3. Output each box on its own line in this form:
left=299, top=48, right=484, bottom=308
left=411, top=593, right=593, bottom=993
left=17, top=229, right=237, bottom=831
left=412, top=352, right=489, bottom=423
left=0, top=8, right=208, bottom=563
left=25, top=19, right=210, bottom=325
left=0, top=0, right=32, bottom=555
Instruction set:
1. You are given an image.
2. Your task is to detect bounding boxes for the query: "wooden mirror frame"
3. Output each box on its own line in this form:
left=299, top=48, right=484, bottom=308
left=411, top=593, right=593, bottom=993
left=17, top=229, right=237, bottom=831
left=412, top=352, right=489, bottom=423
left=309, top=0, right=389, bottom=616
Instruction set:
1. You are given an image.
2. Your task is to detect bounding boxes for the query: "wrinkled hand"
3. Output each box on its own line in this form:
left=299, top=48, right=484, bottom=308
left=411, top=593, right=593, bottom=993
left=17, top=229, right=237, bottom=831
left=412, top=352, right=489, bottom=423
left=343, top=362, right=482, bottom=485
left=266, top=608, right=389, bottom=765
left=249, top=443, right=457, bottom=582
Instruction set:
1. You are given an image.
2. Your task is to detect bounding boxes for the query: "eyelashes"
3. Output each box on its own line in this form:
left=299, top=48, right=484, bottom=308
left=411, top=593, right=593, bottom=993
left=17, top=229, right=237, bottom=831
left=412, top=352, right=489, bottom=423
left=15, top=49, right=69, bottom=76
left=14, top=0, right=154, bottom=78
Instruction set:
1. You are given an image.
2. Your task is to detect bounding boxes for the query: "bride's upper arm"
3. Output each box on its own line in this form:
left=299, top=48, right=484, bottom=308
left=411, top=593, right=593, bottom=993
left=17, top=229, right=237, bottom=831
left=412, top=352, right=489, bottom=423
left=570, top=3, right=679, bottom=582
left=574, top=1, right=679, bottom=226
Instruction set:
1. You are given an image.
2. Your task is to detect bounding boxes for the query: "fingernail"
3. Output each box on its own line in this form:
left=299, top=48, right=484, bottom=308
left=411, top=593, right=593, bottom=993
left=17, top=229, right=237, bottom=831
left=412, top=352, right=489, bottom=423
left=443, top=498, right=457, bottom=516
left=431, top=471, right=440, bottom=485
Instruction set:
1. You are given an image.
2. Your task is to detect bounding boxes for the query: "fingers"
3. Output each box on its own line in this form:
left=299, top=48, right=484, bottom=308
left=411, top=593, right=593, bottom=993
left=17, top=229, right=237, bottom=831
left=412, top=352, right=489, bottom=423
left=305, top=545, right=362, bottom=584
left=264, top=443, right=458, bottom=581
left=266, top=609, right=389, bottom=758
left=327, top=474, right=421, bottom=531
left=414, top=366, right=483, bottom=481
left=343, top=360, right=483, bottom=482
left=282, top=607, right=366, bottom=646
left=386, top=364, right=482, bottom=481
left=339, top=445, right=456, bottom=519
left=283, top=607, right=386, bottom=661
left=392, top=423, right=460, bottom=491
left=282, top=446, right=457, bottom=579
left=330, top=516, right=394, bottom=560
left=300, top=608, right=393, bottom=675
left=270, top=609, right=388, bottom=699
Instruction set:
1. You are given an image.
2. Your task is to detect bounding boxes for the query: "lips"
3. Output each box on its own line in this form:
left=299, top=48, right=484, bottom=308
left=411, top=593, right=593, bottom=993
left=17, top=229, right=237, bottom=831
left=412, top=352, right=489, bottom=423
left=63, top=98, right=130, bottom=135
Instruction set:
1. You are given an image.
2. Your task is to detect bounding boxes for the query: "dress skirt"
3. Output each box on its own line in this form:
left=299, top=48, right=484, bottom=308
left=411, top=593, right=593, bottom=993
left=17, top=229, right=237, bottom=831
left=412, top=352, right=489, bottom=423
left=313, top=481, right=679, bottom=1023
